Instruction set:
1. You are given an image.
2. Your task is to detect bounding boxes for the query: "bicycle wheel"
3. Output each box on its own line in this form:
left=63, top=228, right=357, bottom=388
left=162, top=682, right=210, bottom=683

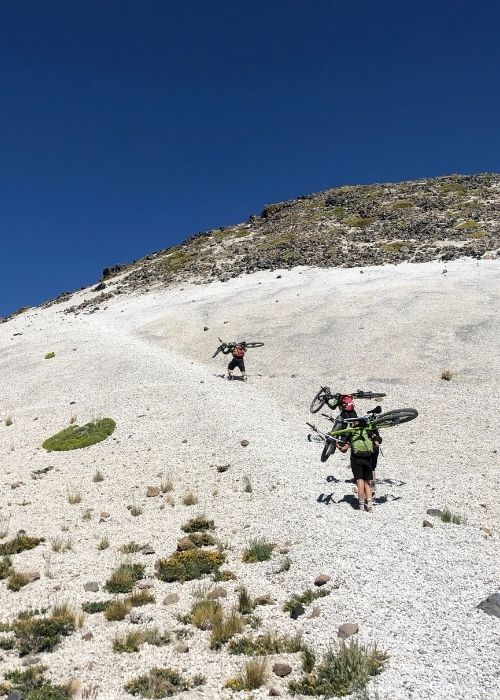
left=320, top=440, right=336, bottom=462
left=310, top=386, right=331, bottom=414
left=353, top=390, right=387, bottom=399
left=244, top=342, right=264, bottom=348
left=371, top=408, right=418, bottom=428
left=212, top=346, right=224, bottom=358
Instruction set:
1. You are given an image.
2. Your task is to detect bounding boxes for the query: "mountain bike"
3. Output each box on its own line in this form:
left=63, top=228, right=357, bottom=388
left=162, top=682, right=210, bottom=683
left=310, top=388, right=386, bottom=414
left=212, top=337, right=264, bottom=358
left=307, top=407, right=418, bottom=462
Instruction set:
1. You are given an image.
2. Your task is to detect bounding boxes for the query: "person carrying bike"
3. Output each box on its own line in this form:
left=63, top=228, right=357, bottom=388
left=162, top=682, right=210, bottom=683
left=337, top=395, right=381, bottom=488
left=222, top=341, right=247, bottom=380
left=338, top=420, right=381, bottom=512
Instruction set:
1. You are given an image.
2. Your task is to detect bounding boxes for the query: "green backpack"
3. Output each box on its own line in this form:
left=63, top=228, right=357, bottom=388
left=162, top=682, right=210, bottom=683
left=351, top=427, right=374, bottom=456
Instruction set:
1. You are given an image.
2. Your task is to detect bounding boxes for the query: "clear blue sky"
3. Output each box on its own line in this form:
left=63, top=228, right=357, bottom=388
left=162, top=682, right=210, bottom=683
left=1, top=1, right=499, bottom=316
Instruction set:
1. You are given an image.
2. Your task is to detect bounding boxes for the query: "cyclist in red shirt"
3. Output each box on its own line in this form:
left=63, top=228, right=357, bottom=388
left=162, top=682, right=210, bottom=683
left=222, top=342, right=247, bottom=380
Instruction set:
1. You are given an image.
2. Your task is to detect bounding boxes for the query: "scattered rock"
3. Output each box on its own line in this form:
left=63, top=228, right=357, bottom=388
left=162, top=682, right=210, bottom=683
left=309, top=606, right=321, bottom=618
left=11, top=481, right=23, bottom=490
left=22, top=571, right=40, bottom=583
left=255, top=594, right=275, bottom=606
left=338, top=623, right=359, bottom=638
left=240, top=439, right=249, bottom=447
left=7, top=691, right=25, bottom=700
left=82, top=631, right=94, bottom=641
left=163, top=593, right=180, bottom=606
left=84, top=581, right=100, bottom=592
left=181, top=439, right=188, bottom=444
left=478, top=592, right=500, bottom=618
left=100, top=511, right=110, bottom=519
left=423, top=520, right=434, bottom=528
left=21, top=655, right=42, bottom=666
left=290, top=604, right=305, bottom=619
left=31, top=466, right=54, bottom=479
left=426, top=508, right=444, bottom=518
left=203, top=326, right=209, bottom=331
left=177, top=537, right=196, bottom=551
left=130, top=609, right=153, bottom=625
left=175, top=642, right=189, bottom=653
left=141, top=545, right=155, bottom=555
left=279, top=547, right=290, bottom=554
left=314, top=574, right=331, bottom=586
left=207, top=587, right=228, bottom=600
left=137, top=579, right=155, bottom=589
left=480, top=527, right=492, bottom=536
left=269, top=688, right=281, bottom=697
left=273, top=662, right=292, bottom=677
left=146, top=486, right=160, bottom=497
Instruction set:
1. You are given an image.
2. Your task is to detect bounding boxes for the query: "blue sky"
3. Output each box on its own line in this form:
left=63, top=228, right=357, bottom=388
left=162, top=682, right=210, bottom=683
left=1, top=0, right=499, bottom=316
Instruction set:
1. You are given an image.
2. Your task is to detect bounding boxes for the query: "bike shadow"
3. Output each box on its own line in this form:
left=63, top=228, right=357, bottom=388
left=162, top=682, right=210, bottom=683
left=335, top=493, right=403, bottom=509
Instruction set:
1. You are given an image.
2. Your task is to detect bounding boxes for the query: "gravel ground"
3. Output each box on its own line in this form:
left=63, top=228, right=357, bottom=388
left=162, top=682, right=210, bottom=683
left=0, top=259, right=499, bottom=700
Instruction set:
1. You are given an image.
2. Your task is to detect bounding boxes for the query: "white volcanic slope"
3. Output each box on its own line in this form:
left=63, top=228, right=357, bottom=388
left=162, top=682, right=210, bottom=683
left=0, top=258, right=499, bottom=700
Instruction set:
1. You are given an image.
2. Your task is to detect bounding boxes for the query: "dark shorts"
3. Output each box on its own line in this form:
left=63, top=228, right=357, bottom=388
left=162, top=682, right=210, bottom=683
left=351, top=454, right=373, bottom=481
left=228, top=357, right=245, bottom=372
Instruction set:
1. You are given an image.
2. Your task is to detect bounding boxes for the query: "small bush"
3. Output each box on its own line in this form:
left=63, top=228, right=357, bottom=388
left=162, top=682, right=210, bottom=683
left=120, top=541, right=143, bottom=554
left=242, top=538, right=275, bottom=563
left=0, top=634, right=15, bottom=649
left=98, top=536, right=110, bottom=550
left=156, top=549, right=225, bottom=583
left=93, top=470, right=104, bottom=482
left=0, top=513, right=11, bottom=539
left=1, top=665, right=73, bottom=699
left=129, top=503, right=144, bottom=517
left=124, top=667, right=195, bottom=697
left=12, top=604, right=80, bottom=655
left=213, top=569, right=237, bottom=582
left=160, top=474, right=173, bottom=493
left=188, top=598, right=223, bottom=630
left=274, top=556, right=292, bottom=573
left=283, top=587, right=330, bottom=612
left=344, top=216, right=374, bottom=228
left=82, top=600, right=111, bottom=614
left=389, top=200, right=413, bottom=210
left=181, top=515, right=215, bottom=533
left=67, top=489, right=82, bottom=505
left=441, top=370, right=452, bottom=381
left=381, top=240, right=407, bottom=253
left=51, top=536, right=72, bottom=553
left=114, top=628, right=169, bottom=653
left=0, top=534, right=44, bottom=556
left=441, top=509, right=465, bottom=525
left=0, top=555, right=13, bottom=579
left=288, top=640, right=388, bottom=697
left=105, top=563, right=145, bottom=593
left=302, top=644, right=316, bottom=672
left=210, top=608, right=245, bottom=650
left=45, top=352, right=56, bottom=359
left=238, top=586, right=255, bottom=615
left=42, top=418, right=116, bottom=451
left=182, top=492, right=198, bottom=506
left=7, top=570, right=31, bottom=591
left=82, top=508, right=92, bottom=521
left=129, top=589, right=156, bottom=607
left=105, top=599, right=132, bottom=621
left=229, top=631, right=303, bottom=655
left=226, top=658, right=268, bottom=691
left=243, top=476, right=253, bottom=493
left=189, top=531, right=216, bottom=547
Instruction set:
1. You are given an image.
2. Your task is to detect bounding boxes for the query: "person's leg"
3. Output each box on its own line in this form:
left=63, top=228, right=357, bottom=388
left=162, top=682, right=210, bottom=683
left=227, top=357, right=237, bottom=379
left=356, top=479, right=366, bottom=509
left=364, top=478, right=373, bottom=512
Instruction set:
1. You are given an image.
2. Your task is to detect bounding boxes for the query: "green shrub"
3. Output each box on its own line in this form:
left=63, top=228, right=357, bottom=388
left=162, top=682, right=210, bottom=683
left=210, top=608, right=245, bottom=650
left=242, top=538, right=275, bottom=563
left=229, top=631, right=303, bottom=655
left=42, top=418, right=116, bottom=451
left=105, top=562, right=145, bottom=593
left=344, top=216, right=374, bottom=228
left=12, top=605, right=79, bottom=655
left=389, top=200, right=413, bottom=210
left=188, top=531, right=217, bottom=547
left=120, top=541, right=143, bottom=554
left=441, top=509, right=465, bottom=525
left=1, top=665, right=72, bottom=699
left=44, top=352, right=55, bottom=359
left=188, top=598, right=223, bottom=630
left=0, top=534, right=44, bottom=556
left=381, top=240, right=407, bottom=253
left=181, top=516, right=215, bottom=533
left=225, top=658, right=268, bottom=691
left=156, top=549, right=225, bottom=583
left=82, top=600, right=111, bottom=614
left=283, top=587, right=331, bottom=612
left=213, top=569, right=237, bottom=582
left=104, top=599, right=131, bottom=621
left=7, top=570, right=31, bottom=591
left=0, top=635, right=14, bottom=649
left=238, top=586, right=255, bottom=615
left=289, top=640, right=388, bottom=697
left=0, top=555, right=13, bottom=579
left=456, top=220, right=478, bottom=229
left=302, top=644, right=316, bottom=672
left=128, top=589, right=156, bottom=607
left=125, top=667, right=194, bottom=697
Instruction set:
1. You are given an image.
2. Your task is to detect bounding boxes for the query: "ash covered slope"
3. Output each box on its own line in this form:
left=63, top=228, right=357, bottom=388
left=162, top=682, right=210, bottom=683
left=0, top=259, right=499, bottom=699
left=109, top=172, right=499, bottom=294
